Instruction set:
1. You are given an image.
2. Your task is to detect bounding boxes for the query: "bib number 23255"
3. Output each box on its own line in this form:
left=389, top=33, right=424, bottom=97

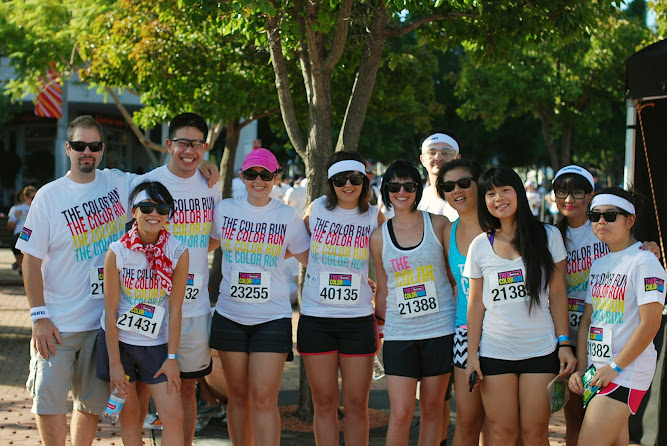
left=230, top=271, right=271, bottom=303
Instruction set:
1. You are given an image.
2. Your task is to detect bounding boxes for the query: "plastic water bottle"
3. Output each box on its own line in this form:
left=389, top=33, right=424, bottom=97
left=372, top=355, right=385, bottom=380
left=101, top=375, right=129, bottom=423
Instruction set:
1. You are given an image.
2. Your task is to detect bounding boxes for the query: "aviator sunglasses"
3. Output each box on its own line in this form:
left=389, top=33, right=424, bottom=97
left=69, top=141, right=104, bottom=152
left=588, top=210, right=628, bottom=223
left=133, top=202, right=173, bottom=215
left=386, top=181, right=418, bottom=193
left=331, top=172, right=365, bottom=188
left=243, top=169, right=276, bottom=182
left=439, top=176, right=474, bottom=193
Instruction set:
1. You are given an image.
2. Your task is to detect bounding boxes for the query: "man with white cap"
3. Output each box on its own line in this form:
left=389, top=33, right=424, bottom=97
left=418, top=132, right=461, bottom=221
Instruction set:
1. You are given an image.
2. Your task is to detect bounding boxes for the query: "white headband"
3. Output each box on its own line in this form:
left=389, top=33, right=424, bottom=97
left=421, top=133, right=460, bottom=154
left=327, top=160, right=366, bottom=179
left=590, top=194, right=635, bottom=215
left=132, top=190, right=151, bottom=207
left=553, top=165, right=595, bottom=189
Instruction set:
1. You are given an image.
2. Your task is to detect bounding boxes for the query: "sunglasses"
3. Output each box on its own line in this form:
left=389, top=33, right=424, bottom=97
left=439, top=177, right=474, bottom=193
left=69, top=141, right=103, bottom=152
left=331, top=172, right=365, bottom=188
left=588, top=211, right=628, bottom=223
left=134, top=203, right=172, bottom=215
left=386, top=181, right=418, bottom=193
left=243, top=169, right=276, bottom=181
left=555, top=189, right=586, bottom=200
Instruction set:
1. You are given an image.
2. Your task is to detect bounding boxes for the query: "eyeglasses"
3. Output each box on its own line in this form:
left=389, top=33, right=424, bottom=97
left=243, top=169, right=276, bottom=182
left=439, top=177, right=474, bottom=193
left=555, top=189, right=586, bottom=200
left=386, top=182, right=418, bottom=193
left=331, top=172, right=365, bottom=188
left=171, top=138, right=206, bottom=149
left=424, top=149, right=457, bottom=161
left=133, top=202, right=172, bottom=215
left=588, top=211, right=628, bottom=223
left=69, top=141, right=103, bottom=152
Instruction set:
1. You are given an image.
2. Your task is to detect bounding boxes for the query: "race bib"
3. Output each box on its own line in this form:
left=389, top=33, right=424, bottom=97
left=489, top=268, right=529, bottom=305
left=587, top=325, right=612, bottom=362
left=568, top=298, right=585, bottom=329
left=230, top=271, right=271, bottom=303
left=184, top=273, right=203, bottom=301
left=117, top=303, right=165, bottom=339
left=395, top=280, right=439, bottom=318
left=90, top=266, right=105, bottom=299
left=319, top=272, right=361, bottom=305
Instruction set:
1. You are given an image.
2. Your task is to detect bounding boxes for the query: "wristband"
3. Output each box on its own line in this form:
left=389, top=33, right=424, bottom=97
left=167, top=353, right=178, bottom=360
left=610, top=361, right=623, bottom=373
left=30, top=306, right=50, bottom=323
left=557, top=335, right=570, bottom=343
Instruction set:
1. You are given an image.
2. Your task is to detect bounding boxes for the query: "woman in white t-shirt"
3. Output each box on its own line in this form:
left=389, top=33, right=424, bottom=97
left=8, top=185, right=36, bottom=274
left=569, top=188, right=666, bottom=445
left=98, top=181, right=189, bottom=445
left=371, top=160, right=456, bottom=446
left=464, top=166, right=576, bottom=445
left=209, top=148, right=310, bottom=445
left=297, top=151, right=385, bottom=446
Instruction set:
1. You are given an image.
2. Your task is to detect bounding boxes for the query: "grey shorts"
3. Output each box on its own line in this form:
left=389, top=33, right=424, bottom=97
left=178, top=312, right=213, bottom=378
left=27, top=330, right=109, bottom=415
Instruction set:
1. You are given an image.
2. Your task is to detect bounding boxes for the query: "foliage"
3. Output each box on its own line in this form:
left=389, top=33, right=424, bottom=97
left=649, top=0, right=666, bottom=36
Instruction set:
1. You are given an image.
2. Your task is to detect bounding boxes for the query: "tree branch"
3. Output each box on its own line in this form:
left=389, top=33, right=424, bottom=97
left=238, top=108, right=281, bottom=130
left=386, top=12, right=477, bottom=37
left=323, top=1, right=353, bottom=74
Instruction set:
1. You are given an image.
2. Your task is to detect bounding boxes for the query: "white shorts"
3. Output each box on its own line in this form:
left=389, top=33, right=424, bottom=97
left=178, top=312, right=212, bottom=378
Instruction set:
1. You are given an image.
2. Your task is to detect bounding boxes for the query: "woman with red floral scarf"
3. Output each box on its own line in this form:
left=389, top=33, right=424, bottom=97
left=97, top=181, right=190, bottom=446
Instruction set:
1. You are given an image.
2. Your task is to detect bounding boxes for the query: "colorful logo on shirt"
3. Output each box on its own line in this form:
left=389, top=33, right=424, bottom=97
left=328, top=273, right=352, bottom=286
left=498, top=269, right=524, bottom=285
left=589, top=327, right=603, bottom=341
left=309, top=217, right=371, bottom=270
left=19, top=227, right=32, bottom=241
left=402, top=284, right=427, bottom=300
left=219, top=217, right=287, bottom=267
left=645, top=277, right=664, bottom=293
left=238, top=272, right=261, bottom=285
left=187, top=274, right=195, bottom=286
left=568, top=299, right=585, bottom=313
left=166, top=196, right=215, bottom=249
left=130, top=303, right=155, bottom=318
left=96, top=267, right=104, bottom=280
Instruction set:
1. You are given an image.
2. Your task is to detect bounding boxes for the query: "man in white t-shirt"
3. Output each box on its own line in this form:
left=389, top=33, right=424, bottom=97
left=132, top=113, right=222, bottom=445
left=17, top=115, right=132, bottom=446
left=417, top=132, right=460, bottom=221
left=284, top=177, right=308, bottom=217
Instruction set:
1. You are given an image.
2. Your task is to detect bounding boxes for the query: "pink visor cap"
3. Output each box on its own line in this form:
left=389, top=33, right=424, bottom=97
left=241, top=148, right=280, bottom=172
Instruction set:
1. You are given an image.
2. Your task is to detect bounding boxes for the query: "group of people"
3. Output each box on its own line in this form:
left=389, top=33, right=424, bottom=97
left=16, top=113, right=666, bottom=446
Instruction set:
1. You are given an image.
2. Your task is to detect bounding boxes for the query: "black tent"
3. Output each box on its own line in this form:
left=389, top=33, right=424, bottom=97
left=626, top=38, right=667, bottom=446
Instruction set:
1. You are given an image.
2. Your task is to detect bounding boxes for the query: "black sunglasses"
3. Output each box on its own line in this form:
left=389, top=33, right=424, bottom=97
left=439, top=177, right=474, bottom=193
left=243, top=169, right=276, bottom=182
left=69, top=141, right=103, bottom=152
left=588, top=211, right=627, bottom=223
left=386, top=181, right=418, bottom=193
left=331, top=172, right=365, bottom=188
left=134, top=203, right=172, bottom=215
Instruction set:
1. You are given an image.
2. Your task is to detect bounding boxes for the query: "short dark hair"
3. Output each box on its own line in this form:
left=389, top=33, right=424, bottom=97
left=324, top=151, right=371, bottom=213
left=67, top=115, right=104, bottom=141
left=593, top=186, right=641, bottom=233
left=168, top=113, right=208, bottom=140
left=130, top=181, right=176, bottom=219
left=381, top=160, right=423, bottom=211
left=436, top=159, right=484, bottom=200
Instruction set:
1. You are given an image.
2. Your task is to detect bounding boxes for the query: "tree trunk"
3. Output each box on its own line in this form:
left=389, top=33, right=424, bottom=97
left=559, top=123, right=573, bottom=169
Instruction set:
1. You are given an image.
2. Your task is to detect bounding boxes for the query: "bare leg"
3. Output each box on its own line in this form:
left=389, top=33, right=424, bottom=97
left=219, top=350, right=253, bottom=446
left=35, top=414, right=67, bottom=446
left=70, top=410, right=99, bottom=446
left=418, top=374, right=449, bottom=446
left=386, top=375, right=418, bottom=446
left=452, top=366, right=486, bottom=446
left=181, top=378, right=197, bottom=445
left=563, top=391, right=584, bottom=446
left=119, top=382, right=144, bottom=446
left=579, top=395, right=630, bottom=446
left=339, top=355, right=374, bottom=446
left=518, top=373, right=554, bottom=446
left=248, top=352, right=288, bottom=446
left=150, top=381, right=185, bottom=446
left=480, top=374, right=520, bottom=445
left=303, top=353, right=341, bottom=446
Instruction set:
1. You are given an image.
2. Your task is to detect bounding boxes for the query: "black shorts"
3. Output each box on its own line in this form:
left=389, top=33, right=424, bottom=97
left=297, top=314, right=378, bottom=356
left=209, top=312, right=292, bottom=355
left=480, top=349, right=559, bottom=376
left=383, top=334, right=454, bottom=379
left=11, top=233, right=21, bottom=255
left=96, top=329, right=168, bottom=385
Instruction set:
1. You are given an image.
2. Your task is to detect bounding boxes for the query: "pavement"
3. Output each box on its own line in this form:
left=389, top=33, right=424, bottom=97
left=0, top=247, right=576, bottom=445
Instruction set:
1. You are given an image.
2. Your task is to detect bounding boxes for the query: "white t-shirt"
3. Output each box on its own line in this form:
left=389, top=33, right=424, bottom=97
left=134, top=166, right=222, bottom=318
left=284, top=182, right=308, bottom=218
left=102, top=235, right=186, bottom=346
left=16, top=169, right=132, bottom=332
left=211, top=197, right=310, bottom=325
left=8, top=203, right=30, bottom=235
left=269, top=183, right=291, bottom=202
left=564, top=220, right=610, bottom=343
left=301, top=196, right=380, bottom=318
left=464, top=224, right=567, bottom=360
left=586, top=242, right=666, bottom=390
left=417, top=185, right=458, bottom=221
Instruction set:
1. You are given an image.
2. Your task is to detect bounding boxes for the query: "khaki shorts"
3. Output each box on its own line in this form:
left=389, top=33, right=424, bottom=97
left=178, top=312, right=212, bottom=378
left=26, top=330, right=109, bottom=415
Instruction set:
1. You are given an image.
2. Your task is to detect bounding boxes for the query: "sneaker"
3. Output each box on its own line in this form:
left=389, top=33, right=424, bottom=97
left=12, top=262, right=18, bottom=270
left=197, top=400, right=222, bottom=417
left=143, top=413, right=163, bottom=430
left=195, top=415, right=211, bottom=432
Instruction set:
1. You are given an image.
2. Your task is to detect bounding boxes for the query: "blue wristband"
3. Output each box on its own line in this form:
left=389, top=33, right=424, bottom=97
left=167, top=353, right=178, bottom=360
left=558, top=335, right=570, bottom=343
left=610, top=361, right=622, bottom=373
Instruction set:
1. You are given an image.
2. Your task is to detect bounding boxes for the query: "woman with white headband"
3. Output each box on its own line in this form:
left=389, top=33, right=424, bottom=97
left=569, top=187, right=665, bottom=445
left=297, top=151, right=385, bottom=446
left=97, top=181, right=189, bottom=445
left=551, top=166, right=658, bottom=445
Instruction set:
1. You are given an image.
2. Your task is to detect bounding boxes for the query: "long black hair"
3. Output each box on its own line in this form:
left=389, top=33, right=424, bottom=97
left=130, top=181, right=175, bottom=219
left=477, top=167, right=555, bottom=312
left=324, top=151, right=371, bottom=213
left=381, top=160, right=423, bottom=211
